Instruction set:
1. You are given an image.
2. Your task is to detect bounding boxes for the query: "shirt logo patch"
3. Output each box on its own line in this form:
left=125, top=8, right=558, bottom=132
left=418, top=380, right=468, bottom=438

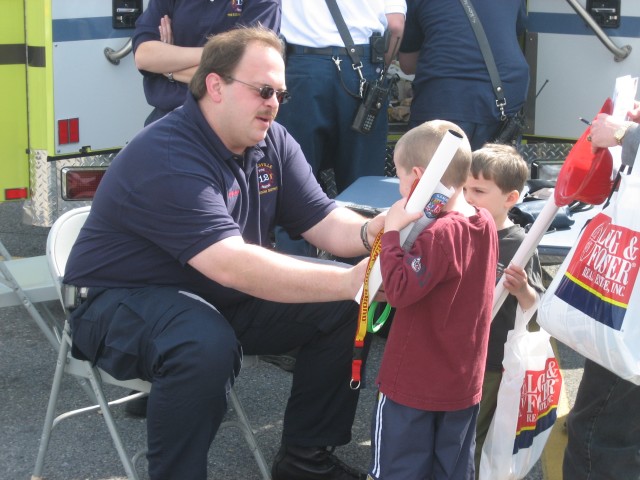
left=424, top=193, right=448, bottom=219
left=229, top=0, right=243, bottom=15
left=411, top=257, right=422, bottom=273
left=258, top=162, right=278, bottom=195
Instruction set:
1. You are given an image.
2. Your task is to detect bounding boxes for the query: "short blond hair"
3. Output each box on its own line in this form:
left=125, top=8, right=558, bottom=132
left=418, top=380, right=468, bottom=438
left=395, top=120, right=471, bottom=188
left=470, top=143, right=529, bottom=194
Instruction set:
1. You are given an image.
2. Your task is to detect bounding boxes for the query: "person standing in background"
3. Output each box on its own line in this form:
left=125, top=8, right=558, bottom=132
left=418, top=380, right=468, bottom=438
left=398, top=0, right=529, bottom=150
left=133, top=0, right=281, bottom=125
left=278, top=0, right=405, bottom=194
left=563, top=109, right=640, bottom=480
left=275, top=0, right=405, bottom=256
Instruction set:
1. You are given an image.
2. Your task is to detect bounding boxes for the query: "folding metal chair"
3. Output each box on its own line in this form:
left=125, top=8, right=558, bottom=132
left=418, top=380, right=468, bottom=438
left=0, top=240, right=61, bottom=349
left=32, top=206, right=270, bottom=480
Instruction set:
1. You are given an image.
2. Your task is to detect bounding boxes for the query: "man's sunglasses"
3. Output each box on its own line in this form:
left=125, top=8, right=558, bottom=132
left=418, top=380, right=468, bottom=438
left=224, top=76, right=291, bottom=104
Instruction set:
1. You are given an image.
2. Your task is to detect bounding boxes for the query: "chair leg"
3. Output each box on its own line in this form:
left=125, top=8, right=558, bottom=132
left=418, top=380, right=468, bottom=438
left=32, top=320, right=141, bottom=480
left=31, top=322, right=72, bottom=480
left=226, top=386, right=271, bottom=480
left=84, top=365, right=140, bottom=480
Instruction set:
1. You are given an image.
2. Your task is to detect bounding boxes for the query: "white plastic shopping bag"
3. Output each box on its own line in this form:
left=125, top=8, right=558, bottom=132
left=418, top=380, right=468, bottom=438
left=479, top=306, right=562, bottom=480
left=538, top=162, right=640, bottom=384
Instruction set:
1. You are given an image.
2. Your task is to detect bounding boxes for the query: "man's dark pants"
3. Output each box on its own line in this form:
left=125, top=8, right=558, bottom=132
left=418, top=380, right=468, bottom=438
left=563, top=359, right=640, bottom=479
left=70, top=286, right=361, bottom=480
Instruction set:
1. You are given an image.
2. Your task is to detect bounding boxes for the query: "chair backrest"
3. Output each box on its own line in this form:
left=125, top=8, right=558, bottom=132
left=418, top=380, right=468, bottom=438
left=46, top=206, right=91, bottom=303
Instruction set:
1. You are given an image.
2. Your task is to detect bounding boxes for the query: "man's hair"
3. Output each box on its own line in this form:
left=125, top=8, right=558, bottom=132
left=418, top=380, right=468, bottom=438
left=395, top=120, right=472, bottom=188
left=189, top=25, right=284, bottom=100
left=470, top=143, right=529, bottom=194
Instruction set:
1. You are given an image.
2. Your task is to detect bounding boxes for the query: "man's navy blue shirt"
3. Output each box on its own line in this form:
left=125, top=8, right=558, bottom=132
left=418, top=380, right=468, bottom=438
left=133, top=0, right=281, bottom=111
left=64, top=94, right=335, bottom=307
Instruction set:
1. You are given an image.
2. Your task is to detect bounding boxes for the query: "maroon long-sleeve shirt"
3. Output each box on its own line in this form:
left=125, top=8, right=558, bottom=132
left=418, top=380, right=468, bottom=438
left=378, top=207, right=498, bottom=411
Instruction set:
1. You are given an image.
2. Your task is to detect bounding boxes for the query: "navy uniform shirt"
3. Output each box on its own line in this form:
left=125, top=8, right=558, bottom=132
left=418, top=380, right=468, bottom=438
left=400, top=0, right=529, bottom=125
left=64, top=93, right=335, bottom=308
left=133, top=0, right=281, bottom=112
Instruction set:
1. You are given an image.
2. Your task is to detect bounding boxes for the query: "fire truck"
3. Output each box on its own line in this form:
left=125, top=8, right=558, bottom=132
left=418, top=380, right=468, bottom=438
left=1, top=0, right=640, bottom=226
left=524, top=0, right=640, bottom=140
left=1, top=0, right=150, bottom=226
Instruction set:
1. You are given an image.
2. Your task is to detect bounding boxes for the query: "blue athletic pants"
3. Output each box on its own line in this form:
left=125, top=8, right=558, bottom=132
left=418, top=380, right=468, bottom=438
left=369, top=392, right=477, bottom=479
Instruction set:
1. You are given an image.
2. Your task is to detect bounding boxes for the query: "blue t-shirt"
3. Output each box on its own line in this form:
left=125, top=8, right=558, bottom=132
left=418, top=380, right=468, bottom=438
left=133, top=0, right=281, bottom=111
left=400, top=0, right=529, bottom=125
left=64, top=94, right=334, bottom=308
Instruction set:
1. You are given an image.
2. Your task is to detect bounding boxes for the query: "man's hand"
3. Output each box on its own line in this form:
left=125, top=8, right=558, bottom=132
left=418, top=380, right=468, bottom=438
left=590, top=107, right=640, bottom=153
left=590, top=113, right=621, bottom=151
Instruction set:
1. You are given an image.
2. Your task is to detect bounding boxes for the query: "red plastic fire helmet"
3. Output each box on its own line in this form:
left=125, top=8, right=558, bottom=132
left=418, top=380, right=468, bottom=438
left=554, top=98, right=615, bottom=207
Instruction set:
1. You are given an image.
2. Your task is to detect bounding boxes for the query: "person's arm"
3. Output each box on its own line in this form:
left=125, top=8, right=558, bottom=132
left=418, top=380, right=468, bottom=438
left=589, top=104, right=640, bottom=167
left=301, top=207, right=387, bottom=258
left=188, top=235, right=368, bottom=303
left=396, top=0, right=418, bottom=75
left=622, top=123, right=640, bottom=167
left=385, top=12, right=406, bottom=66
left=134, top=15, right=202, bottom=78
left=398, top=51, right=418, bottom=75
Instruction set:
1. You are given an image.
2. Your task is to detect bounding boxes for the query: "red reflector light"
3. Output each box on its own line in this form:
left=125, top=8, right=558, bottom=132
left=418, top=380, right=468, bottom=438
left=58, top=118, right=80, bottom=145
left=69, top=118, right=80, bottom=143
left=58, top=119, right=69, bottom=145
left=63, top=169, right=106, bottom=200
left=5, top=187, right=29, bottom=200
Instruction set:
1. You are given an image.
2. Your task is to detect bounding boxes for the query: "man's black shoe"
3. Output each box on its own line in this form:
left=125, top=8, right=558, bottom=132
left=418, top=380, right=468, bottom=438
left=271, top=445, right=367, bottom=480
left=124, top=390, right=148, bottom=418
left=259, top=354, right=297, bottom=373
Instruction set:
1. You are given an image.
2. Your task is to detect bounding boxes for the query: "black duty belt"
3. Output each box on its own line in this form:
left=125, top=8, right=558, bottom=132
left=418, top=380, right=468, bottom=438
left=286, top=43, right=366, bottom=57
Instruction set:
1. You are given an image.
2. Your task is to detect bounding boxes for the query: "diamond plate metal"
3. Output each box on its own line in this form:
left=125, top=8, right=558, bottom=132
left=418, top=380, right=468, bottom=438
left=518, top=142, right=574, bottom=165
left=22, top=150, right=116, bottom=227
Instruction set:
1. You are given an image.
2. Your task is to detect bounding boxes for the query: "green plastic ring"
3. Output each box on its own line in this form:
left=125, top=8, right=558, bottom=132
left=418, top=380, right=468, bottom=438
left=367, top=301, right=392, bottom=333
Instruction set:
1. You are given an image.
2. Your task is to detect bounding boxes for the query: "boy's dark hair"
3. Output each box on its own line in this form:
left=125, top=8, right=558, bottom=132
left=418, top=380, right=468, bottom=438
left=190, top=25, right=284, bottom=100
left=470, top=143, right=529, bottom=194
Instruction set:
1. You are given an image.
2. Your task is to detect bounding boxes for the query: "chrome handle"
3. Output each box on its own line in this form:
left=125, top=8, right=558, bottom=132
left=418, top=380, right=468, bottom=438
left=565, top=0, right=631, bottom=62
left=104, top=38, right=133, bottom=66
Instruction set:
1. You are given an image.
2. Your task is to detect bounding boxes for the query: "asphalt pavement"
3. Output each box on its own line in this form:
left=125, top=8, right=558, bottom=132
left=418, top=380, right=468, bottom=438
left=0, top=200, right=583, bottom=480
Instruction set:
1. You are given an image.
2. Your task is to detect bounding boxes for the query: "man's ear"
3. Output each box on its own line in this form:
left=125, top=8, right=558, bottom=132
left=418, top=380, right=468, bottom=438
left=505, top=189, right=520, bottom=208
left=205, top=73, right=223, bottom=102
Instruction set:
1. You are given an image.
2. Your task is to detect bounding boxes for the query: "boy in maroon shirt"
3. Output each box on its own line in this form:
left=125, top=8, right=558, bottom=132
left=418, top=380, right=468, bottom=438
left=368, top=120, right=498, bottom=480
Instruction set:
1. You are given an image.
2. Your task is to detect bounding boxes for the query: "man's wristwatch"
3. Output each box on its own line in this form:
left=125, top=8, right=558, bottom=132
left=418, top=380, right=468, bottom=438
left=614, top=121, right=633, bottom=146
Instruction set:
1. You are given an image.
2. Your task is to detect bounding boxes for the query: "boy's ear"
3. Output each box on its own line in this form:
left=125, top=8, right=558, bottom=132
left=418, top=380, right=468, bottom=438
left=412, top=166, right=425, bottom=179
left=505, top=189, right=520, bottom=208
